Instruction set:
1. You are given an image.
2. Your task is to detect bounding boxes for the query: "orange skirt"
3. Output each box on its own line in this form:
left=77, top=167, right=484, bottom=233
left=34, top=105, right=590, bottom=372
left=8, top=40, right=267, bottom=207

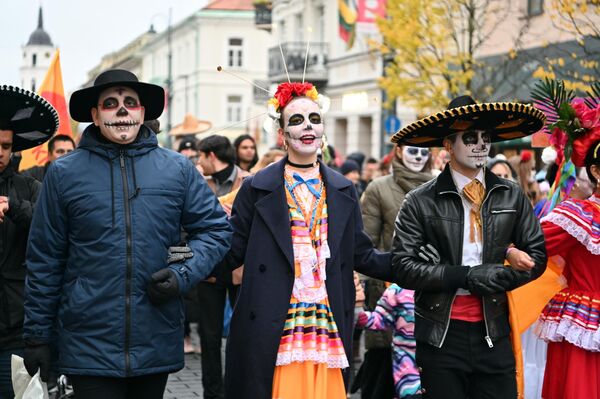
left=271, top=361, right=346, bottom=399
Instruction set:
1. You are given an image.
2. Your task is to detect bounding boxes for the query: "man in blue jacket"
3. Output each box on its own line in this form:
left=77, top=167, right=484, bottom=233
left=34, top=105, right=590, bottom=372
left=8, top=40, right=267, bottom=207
left=23, top=69, right=232, bottom=398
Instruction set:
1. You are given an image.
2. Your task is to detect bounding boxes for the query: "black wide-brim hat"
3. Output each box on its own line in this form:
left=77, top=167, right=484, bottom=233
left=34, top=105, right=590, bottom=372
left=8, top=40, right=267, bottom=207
left=391, top=95, right=546, bottom=148
left=0, top=85, right=58, bottom=152
left=70, top=69, right=165, bottom=123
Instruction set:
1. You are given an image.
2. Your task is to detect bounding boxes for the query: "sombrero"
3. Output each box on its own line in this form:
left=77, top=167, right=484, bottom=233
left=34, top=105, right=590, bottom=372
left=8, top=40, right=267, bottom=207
left=391, top=95, right=546, bottom=148
left=169, top=113, right=212, bottom=137
left=70, top=69, right=165, bottom=123
left=0, top=85, right=58, bottom=152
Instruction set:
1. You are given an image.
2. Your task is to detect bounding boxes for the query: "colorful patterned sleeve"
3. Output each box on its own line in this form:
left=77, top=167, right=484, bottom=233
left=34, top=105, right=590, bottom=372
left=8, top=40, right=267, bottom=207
left=356, top=284, right=402, bottom=331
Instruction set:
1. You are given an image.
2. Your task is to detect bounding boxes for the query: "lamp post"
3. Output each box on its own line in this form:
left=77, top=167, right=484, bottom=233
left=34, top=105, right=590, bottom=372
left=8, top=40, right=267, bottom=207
left=151, top=9, right=173, bottom=149
left=166, top=8, right=173, bottom=149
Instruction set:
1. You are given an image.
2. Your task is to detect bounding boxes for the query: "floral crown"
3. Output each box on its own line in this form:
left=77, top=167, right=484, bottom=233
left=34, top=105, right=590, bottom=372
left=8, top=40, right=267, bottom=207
left=267, top=82, right=329, bottom=120
left=531, top=79, right=600, bottom=214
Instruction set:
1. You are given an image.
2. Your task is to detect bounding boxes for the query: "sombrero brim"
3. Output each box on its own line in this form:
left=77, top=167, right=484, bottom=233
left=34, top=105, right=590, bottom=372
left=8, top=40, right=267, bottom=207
left=169, top=121, right=212, bottom=136
left=0, top=85, right=58, bottom=152
left=69, top=81, right=165, bottom=122
left=391, top=102, right=546, bottom=147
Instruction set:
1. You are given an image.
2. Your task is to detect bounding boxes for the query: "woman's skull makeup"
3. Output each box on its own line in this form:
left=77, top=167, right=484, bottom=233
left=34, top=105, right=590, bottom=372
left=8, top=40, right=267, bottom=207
left=91, top=86, right=144, bottom=144
left=450, top=130, right=491, bottom=170
left=401, top=146, right=430, bottom=172
left=280, top=97, right=324, bottom=156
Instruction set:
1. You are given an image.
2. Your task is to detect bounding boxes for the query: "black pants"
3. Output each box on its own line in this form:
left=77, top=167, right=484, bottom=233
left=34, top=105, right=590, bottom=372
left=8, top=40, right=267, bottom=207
left=68, top=373, right=169, bottom=399
left=416, top=320, right=517, bottom=399
left=196, top=281, right=238, bottom=399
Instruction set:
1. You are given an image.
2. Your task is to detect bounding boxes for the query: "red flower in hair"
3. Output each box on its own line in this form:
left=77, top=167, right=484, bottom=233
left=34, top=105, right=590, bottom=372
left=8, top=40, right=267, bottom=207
left=273, top=82, right=315, bottom=110
left=520, top=150, right=532, bottom=163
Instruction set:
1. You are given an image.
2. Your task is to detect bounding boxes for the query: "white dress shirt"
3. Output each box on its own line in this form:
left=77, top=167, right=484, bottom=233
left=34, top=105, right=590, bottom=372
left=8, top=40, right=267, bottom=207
left=450, top=167, right=485, bottom=296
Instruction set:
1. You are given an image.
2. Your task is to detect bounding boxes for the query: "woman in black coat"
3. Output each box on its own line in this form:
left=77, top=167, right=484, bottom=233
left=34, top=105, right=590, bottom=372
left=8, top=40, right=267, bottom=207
left=222, top=82, right=391, bottom=399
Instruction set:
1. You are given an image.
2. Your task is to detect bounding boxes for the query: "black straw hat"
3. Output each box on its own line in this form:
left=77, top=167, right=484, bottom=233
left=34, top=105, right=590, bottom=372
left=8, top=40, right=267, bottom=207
left=391, top=95, right=546, bottom=148
left=0, top=85, right=58, bottom=152
left=69, top=69, right=165, bottom=123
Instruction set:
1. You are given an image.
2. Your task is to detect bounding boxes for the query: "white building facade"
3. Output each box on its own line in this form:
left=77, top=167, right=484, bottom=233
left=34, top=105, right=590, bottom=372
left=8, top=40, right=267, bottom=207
left=138, top=0, right=270, bottom=147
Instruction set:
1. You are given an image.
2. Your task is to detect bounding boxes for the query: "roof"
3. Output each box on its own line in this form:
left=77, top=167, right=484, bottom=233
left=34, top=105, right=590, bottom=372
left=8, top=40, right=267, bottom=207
left=27, top=6, right=53, bottom=46
left=203, top=0, right=255, bottom=11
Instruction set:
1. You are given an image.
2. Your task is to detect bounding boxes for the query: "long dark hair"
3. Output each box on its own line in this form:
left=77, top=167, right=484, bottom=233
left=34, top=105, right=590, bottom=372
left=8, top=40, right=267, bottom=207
left=233, top=134, right=258, bottom=171
left=585, top=139, right=600, bottom=186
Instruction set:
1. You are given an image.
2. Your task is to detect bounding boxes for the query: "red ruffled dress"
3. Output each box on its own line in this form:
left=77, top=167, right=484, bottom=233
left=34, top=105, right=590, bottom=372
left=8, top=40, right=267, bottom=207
left=537, top=194, right=600, bottom=399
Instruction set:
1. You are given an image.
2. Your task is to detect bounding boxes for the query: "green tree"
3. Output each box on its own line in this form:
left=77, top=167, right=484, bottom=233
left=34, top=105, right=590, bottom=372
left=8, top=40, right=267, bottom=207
left=376, top=0, right=531, bottom=112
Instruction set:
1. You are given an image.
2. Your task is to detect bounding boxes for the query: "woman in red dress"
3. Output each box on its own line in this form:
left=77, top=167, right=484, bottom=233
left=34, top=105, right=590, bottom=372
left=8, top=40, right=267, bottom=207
left=535, top=98, right=600, bottom=397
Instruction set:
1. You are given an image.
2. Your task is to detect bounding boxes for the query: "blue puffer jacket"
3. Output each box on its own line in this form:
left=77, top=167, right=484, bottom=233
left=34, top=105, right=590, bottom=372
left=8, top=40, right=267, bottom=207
left=24, top=126, right=232, bottom=377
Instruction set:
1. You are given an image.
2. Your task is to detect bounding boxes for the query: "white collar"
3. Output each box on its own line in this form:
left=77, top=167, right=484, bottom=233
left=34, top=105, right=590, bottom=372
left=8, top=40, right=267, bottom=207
left=450, top=166, right=485, bottom=192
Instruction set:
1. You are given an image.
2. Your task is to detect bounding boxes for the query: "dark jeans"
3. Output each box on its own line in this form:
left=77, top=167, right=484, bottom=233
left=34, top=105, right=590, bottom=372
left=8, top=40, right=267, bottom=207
left=0, top=348, right=23, bottom=399
left=68, top=373, right=169, bottom=399
left=196, top=281, right=238, bottom=399
left=416, top=320, right=517, bottom=399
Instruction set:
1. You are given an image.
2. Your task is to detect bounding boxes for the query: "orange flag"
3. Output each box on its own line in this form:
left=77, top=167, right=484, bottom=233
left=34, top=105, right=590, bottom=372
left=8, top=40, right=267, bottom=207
left=20, top=49, right=72, bottom=171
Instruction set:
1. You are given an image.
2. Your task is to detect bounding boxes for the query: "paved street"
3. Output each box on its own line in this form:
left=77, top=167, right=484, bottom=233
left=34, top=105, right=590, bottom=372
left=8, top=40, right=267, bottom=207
left=164, top=353, right=204, bottom=399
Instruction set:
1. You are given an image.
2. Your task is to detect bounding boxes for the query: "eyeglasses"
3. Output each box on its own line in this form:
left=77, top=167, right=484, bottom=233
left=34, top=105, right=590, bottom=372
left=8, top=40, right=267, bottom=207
left=406, top=148, right=430, bottom=157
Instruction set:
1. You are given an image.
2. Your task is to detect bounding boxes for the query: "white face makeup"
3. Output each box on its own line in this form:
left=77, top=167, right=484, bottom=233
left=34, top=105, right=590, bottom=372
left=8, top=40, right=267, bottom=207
left=91, top=86, right=145, bottom=144
left=451, top=130, right=491, bottom=171
left=401, top=146, right=430, bottom=172
left=281, top=97, right=324, bottom=157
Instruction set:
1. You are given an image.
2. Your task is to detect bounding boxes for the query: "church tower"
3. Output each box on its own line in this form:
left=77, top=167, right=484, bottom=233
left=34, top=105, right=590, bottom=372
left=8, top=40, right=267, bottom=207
left=20, top=6, right=55, bottom=92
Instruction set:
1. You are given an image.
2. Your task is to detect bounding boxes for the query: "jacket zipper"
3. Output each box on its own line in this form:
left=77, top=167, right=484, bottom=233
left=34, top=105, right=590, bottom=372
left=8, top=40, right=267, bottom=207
left=437, top=190, right=463, bottom=348
left=119, top=151, right=133, bottom=374
left=480, top=184, right=505, bottom=349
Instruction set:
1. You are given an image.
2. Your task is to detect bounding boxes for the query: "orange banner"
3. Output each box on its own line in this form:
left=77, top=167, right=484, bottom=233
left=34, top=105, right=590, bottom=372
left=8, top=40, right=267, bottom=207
left=20, top=49, right=72, bottom=171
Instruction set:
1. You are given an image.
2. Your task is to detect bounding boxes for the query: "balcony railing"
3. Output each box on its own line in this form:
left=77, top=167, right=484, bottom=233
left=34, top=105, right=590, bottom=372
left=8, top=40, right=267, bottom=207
left=254, top=3, right=272, bottom=30
left=253, top=80, right=271, bottom=103
left=268, top=42, right=329, bottom=83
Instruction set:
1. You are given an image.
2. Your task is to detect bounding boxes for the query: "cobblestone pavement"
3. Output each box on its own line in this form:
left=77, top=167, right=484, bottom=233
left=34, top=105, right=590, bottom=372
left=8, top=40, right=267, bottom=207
left=164, top=353, right=204, bottom=399
left=164, top=353, right=361, bottom=399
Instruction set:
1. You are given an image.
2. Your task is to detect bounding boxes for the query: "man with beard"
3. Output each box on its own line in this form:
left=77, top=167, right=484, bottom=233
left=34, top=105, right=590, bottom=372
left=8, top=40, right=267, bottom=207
left=0, top=85, right=56, bottom=398
left=22, top=69, right=232, bottom=398
left=220, top=82, right=391, bottom=399
left=356, top=144, right=433, bottom=398
left=390, top=96, right=547, bottom=399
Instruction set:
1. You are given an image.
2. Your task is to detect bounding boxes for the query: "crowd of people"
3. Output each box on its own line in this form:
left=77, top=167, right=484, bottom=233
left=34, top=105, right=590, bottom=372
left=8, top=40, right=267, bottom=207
left=0, top=69, right=599, bottom=399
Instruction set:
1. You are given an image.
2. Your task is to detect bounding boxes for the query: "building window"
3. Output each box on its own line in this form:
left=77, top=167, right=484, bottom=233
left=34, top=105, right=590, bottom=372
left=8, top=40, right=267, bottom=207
left=226, top=95, right=242, bottom=123
left=32, top=53, right=37, bottom=66
left=528, top=0, right=544, bottom=16
left=31, top=78, right=36, bottom=92
left=228, top=38, right=243, bottom=68
left=295, top=13, right=304, bottom=41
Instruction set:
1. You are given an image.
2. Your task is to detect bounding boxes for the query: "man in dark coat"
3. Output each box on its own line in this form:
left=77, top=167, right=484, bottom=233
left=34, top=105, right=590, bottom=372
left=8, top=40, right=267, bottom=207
left=23, top=70, right=232, bottom=398
left=221, top=82, right=392, bottom=399
left=0, top=85, right=56, bottom=398
left=21, top=134, right=75, bottom=182
left=390, top=96, right=548, bottom=399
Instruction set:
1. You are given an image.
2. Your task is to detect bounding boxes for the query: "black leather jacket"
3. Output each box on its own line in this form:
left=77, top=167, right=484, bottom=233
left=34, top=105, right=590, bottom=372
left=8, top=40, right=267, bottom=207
left=391, top=165, right=547, bottom=348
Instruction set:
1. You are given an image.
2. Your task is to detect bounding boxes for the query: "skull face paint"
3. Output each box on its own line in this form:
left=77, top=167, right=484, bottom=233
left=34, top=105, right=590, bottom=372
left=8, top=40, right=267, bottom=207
left=450, top=130, right=491, bottom=171
left=91, top=86, right=144, bottom=144
left=401, top=146, right=430, bottom=172
left=281, top=97, right=324, bottom=157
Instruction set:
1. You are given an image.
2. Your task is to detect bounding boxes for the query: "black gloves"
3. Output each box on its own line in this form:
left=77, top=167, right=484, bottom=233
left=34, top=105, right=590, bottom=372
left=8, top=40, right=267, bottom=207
left=167, top=246, right=193, bottom=264
left=23, top=343, right=52, bottom=382
left=465, top=265, right=512, bottom=296
left=147, top=268, right=180, bottom=305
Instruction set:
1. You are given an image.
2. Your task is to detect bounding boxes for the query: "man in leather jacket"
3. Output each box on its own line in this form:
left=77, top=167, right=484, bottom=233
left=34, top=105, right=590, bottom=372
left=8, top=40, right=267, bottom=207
left=390, top=96, right=547, bottom=399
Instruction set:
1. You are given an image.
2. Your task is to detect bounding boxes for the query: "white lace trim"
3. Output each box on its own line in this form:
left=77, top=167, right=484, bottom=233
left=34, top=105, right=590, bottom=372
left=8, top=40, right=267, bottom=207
left=542, top=211, right=600, bottom=255
left=535, top=318, right=600, bottom=352
left=276, top=350, right=349, bottom=369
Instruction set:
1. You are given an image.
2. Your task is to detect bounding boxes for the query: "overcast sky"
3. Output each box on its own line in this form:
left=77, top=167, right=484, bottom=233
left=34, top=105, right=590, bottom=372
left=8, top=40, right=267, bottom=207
left=0, top=0, right=208, bottom=92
